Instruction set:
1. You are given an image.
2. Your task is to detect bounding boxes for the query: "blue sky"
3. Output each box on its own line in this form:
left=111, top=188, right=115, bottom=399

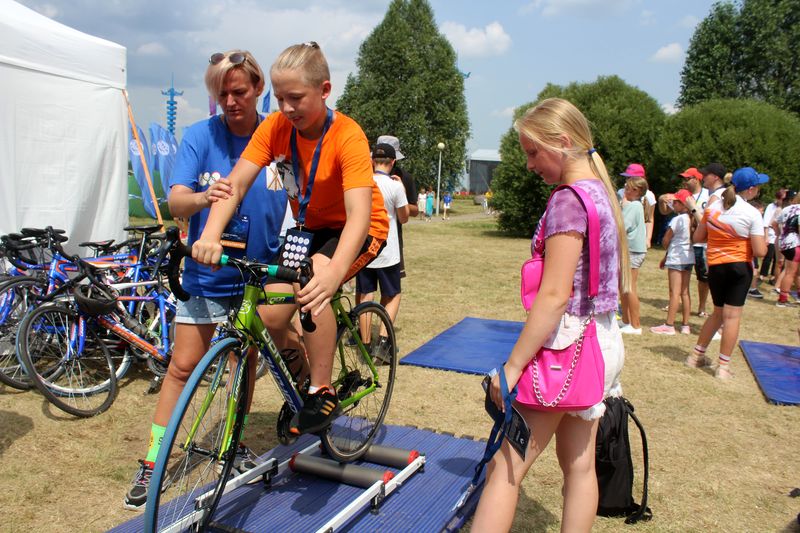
left=19, top=0, right=717, bottom=155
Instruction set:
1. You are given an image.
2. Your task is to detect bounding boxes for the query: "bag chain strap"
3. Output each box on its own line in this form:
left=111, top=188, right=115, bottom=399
left=531, top=304, right=595, bottom=407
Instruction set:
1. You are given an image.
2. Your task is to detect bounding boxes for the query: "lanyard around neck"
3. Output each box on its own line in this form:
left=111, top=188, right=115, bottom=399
left=290, top=108, right=333, bottom=226
left=374, top=170, right=390, bottom=177
left=223, top=114, right=261, bottom=168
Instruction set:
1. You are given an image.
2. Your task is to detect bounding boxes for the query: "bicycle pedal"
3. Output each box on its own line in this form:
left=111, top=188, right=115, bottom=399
left=146, top=376, right=162, bottom=395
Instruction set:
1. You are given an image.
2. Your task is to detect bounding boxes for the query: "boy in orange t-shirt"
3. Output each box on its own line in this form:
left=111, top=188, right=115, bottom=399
left=193, top=42, right=388, bottom=435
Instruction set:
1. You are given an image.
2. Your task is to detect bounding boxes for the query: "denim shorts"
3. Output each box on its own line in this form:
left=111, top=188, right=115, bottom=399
left=175, top=294, right=242, bottom=325
left=666, top=263, right=694, bottom=272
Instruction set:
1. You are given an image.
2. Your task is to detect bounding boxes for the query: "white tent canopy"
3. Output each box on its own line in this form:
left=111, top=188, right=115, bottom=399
left=0, top=0, right=128, bottom=248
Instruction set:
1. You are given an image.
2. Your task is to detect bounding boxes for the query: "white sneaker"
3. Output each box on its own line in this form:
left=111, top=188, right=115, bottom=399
left=711, top=330, right=722, bottom=341
left=619, top=324, right=642, bottom=335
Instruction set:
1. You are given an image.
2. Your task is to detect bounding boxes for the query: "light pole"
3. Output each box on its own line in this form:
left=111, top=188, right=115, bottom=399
left=435, top=142, right=445, bottom=217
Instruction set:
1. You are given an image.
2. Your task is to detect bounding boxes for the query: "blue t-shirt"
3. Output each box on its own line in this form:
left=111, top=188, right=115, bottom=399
left=170, top=116, right=287, bottom=297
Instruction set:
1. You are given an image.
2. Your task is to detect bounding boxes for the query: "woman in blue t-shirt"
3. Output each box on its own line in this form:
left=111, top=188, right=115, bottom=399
left=124, top=50, right=292, bottom=510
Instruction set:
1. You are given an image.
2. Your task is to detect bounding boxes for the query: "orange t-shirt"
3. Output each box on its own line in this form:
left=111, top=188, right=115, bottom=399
left=703, top=195, right=764, bottom=265
left=241, top=111, right=388, bottom=240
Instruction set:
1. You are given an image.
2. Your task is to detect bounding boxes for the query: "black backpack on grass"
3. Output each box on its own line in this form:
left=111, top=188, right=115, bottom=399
left=595, top=396, right=652, bottom=524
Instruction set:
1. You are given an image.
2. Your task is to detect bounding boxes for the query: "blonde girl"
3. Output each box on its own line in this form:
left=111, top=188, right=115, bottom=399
left=473, top=98, right=628, bottom=533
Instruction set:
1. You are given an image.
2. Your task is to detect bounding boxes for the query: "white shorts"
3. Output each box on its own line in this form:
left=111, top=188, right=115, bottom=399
left=544, top=310, right=624, bottom=420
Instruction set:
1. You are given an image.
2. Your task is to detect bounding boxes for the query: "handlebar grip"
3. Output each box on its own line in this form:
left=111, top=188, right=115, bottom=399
left=266, top=265, right=301, bottom=284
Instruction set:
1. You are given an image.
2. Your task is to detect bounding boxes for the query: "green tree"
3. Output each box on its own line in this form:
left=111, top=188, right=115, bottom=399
left=677, top=2, right=739, bottom=108
left=679, top=0, right=800, bottom=115
left=336, top=0, right=469, bottom=191
left=653, top=98, right=800, bottom=199
left=492, top=76, right=666, bottom=236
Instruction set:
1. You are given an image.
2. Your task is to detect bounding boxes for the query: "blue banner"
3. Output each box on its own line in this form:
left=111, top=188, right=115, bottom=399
left=128, top=124, right=156, bottom=218
left=150, top=123, right=178, bottom=195
left=262, top=86, right=271, bottom=113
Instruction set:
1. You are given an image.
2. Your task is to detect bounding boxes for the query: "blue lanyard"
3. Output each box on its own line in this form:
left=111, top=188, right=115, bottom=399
left=223, top=114, right=261, bottom=168
left=374, top=170, right=390, bottom=177
left=290, top=108, right=333, bottom=226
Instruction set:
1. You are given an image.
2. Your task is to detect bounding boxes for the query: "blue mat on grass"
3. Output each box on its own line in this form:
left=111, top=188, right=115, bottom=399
left=400, top=317, right=524, bottom=375
left=739, top=340, right=800, bottom=405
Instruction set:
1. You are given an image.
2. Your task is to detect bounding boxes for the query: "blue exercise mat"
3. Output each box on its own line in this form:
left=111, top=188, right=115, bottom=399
left=739, top=340, right=800, bottom=405
left=400, top=317, right=524, bottom=375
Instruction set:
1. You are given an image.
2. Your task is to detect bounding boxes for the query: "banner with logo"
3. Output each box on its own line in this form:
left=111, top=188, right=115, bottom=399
left=150, top=122, right=177, bottom=195
left=128, top=124, right=157, bottom=218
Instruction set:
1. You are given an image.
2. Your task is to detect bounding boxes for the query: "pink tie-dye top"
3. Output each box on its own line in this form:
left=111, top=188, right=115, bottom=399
left=531, top=179, right=621, bottom=316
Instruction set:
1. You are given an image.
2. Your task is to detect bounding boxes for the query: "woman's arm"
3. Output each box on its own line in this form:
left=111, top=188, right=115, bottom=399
left=662, top=227, right=673, bottom=249
left=692, top=220, right=708, bottom=244
left=168, top=180, right=233, bottom=218
left=191, top=158, right=262, bottom=265
left=491, top=231, right=583, bottom=408
left=751, top=233, right=767, bottom=258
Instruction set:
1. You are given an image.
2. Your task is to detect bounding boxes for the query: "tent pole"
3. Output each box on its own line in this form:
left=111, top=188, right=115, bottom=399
left=123, top=89, right=164, bottom=229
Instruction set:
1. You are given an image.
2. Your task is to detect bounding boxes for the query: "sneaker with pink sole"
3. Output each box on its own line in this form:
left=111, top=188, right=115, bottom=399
left=650, top=324, right=676, bottom=335
left=680, top=325, right=691, bottom=335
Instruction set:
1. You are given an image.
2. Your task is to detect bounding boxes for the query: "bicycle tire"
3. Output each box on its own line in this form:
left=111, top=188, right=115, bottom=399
left=17, top=303, right=118, bottom=417
left=0, top=277, right=48, bottom=389
left=145, top=337, right=249, bottom=533
left=321, top=301, right=397, bottom=462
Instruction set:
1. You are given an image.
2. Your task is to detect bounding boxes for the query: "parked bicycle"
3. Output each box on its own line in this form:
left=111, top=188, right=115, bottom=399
left=144, top=228, right=397, bottom=532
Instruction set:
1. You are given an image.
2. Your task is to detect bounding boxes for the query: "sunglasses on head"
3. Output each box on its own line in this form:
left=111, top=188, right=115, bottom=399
left=209, top=52, right=247, bottom=66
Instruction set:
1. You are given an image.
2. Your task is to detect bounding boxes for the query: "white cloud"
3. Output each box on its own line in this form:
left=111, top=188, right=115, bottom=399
left=440, top=21, right=511, bottom=58
left=35, top=3, right=59, bottom=18
left=661, top=102, right=678, bottom=115
left=527, top=0, right=635, bottom=18
left=680, top=15, right=700, bottom=29
left=491, top=107, right=515, bottom=118
left=650, top=43, right=683, bottom=63
left=136, top=42, right=168, bottom=56
left=174, top=95, right=207, bottom=126
left=640, top=10, right=655, bottom=26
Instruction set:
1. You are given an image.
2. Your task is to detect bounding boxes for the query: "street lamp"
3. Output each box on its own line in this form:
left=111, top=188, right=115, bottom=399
left=435, top=142, right=445, bottom=217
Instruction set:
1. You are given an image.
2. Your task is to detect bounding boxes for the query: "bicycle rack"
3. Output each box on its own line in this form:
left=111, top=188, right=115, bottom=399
left=159, top=442, right=424, bottom=533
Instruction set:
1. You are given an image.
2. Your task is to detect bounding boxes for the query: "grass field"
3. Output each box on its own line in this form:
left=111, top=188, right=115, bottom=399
left=1, top=198, right=799, bottom=532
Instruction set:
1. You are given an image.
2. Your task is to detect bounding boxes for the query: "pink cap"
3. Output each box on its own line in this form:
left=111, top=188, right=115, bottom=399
left=620, top=163, right=645, bottom=178
left=674, top=189, right=692, bottom=204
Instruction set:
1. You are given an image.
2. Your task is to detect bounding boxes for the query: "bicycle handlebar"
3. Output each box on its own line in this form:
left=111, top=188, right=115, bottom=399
left=160, top=228, right=312, bottom=331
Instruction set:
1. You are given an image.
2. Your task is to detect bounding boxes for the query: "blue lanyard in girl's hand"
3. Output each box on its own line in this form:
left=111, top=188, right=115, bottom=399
left=290, top=108, right=333, bottom=227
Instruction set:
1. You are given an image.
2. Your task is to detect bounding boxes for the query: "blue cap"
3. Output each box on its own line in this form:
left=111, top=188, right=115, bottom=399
left=731, top=167, right=769, bottom=192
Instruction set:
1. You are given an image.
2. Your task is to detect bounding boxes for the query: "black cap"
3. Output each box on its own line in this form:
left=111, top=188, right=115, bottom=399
left=700, top=162, right=726, bottom=179
left=372, top=143, right=396, bottom=160
left=786, top=190, right=798, bottom=201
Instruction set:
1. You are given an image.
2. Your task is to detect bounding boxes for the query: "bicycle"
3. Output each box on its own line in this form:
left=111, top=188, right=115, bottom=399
left=144, top=228, right=397, bottom=532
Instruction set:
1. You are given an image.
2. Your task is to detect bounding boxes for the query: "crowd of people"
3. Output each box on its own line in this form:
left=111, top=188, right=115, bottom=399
left=113, top=38, right=796, bottom=533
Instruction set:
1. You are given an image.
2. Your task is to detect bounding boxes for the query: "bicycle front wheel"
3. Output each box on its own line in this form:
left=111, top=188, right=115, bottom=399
left=322, top=301, right=397, bottom=462
left=145, top=337, right=249, bottom=533
left=17, top=303, right=118, bottom=417
left=0, top=277, right=45, bottom=389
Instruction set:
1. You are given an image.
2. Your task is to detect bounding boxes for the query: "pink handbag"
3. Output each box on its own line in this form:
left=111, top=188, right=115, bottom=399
left=516, top=184, right=605, bottom=411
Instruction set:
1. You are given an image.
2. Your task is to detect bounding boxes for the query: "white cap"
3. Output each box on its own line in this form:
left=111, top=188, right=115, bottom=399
left=376, top=135, right=405, bottom=160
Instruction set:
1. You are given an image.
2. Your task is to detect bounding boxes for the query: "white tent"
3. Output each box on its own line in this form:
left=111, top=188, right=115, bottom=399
left=0, top=0, right=128, bottom=248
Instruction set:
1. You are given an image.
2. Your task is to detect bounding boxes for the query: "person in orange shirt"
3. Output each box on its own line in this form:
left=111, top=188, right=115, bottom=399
left=192, top=41, right=389, bottom=434
left=683, top=167, right=767, bottom=379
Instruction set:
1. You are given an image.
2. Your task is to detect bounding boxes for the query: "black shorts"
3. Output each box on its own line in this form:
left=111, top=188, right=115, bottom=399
left=266, top=228, right=385, bottom=286
left=693, top=246, right=708, bottom=283
left=781, top=246, right=800, bottom=262
left=708, top=262, right=753, bottom=307
left=355, top=263, right=402, bottom=297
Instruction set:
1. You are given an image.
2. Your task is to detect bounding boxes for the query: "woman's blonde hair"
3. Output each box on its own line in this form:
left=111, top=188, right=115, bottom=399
left=204, top=49, right=264, bottom=99
left=514, top=98, right=631, bottom=293
left=270, top=41, right=330, bottom=87
left=721, top=171, right=736, bottom=209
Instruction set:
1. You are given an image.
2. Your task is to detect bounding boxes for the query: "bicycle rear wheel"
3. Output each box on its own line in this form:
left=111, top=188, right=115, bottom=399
left=321, top=301, right=397, bottom=462
left=17, top=303, right=118, bottom=417
left=145, top=337, right=249, bottom=533
left=0, top=277, right=45, bottom=389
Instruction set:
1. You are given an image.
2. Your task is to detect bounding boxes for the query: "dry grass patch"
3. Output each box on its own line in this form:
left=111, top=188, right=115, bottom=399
left=1, top=213, right=798, bottom=532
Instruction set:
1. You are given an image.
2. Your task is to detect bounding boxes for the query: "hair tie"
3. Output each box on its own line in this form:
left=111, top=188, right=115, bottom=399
left=588, top=148, right=596, bottom=156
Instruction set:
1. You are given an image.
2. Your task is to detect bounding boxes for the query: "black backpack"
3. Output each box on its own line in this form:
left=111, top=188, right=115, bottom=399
left=595, top=396, right=652, bottom=524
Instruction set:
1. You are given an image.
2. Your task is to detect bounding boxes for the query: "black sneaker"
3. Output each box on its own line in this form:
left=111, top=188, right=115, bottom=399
left=124, top=460, right=155, bottom=510
left=747, top=288, right=764, bottom=299
left=289, top=386, right=340, bottom=436
left=372, top=336, right=392, bottom=364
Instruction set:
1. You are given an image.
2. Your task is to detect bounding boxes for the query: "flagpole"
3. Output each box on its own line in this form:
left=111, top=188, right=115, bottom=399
left=123, top=89, right=164, bottom=228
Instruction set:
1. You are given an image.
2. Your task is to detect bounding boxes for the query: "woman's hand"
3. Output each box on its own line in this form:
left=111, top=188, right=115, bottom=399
left=191, top=237, right=223, bottom=268
left=296, top=264, right=342, bottom=316
left=489, top=364, right=524, bottom=413
left=659, top=256, right=666, bottom=270
left=204, top=178, right=233, bottom=206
